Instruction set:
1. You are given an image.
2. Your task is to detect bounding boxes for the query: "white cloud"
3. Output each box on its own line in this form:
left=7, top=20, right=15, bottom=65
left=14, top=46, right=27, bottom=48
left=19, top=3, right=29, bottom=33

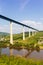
left=0, top=24, right=10, bottom=33
left=0, top=23, right=23, bottom=34
left=21, top=20, right=43, bottom=31
left=0, top=20, right=43, bottom=34
left=19, top=0, right=30, bottom=11
left=12, top=23, right=23, bottom=34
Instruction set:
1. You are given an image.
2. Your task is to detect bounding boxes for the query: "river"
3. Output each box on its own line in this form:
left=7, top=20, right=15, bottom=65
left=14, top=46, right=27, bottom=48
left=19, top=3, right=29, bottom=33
left=0, top=47, right=43, bottom=60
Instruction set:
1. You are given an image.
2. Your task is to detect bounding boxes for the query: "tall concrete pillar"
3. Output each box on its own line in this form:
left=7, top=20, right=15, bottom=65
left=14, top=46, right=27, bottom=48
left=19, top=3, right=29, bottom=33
left=29, top=29, right=31, bottom=37
left=32, top=31, right=34, bottom=36
left=35, top=31, right=36, bottom=35
left=23, top=26, right=25, bottom=40
left=10, top=22, right=13, bottom=44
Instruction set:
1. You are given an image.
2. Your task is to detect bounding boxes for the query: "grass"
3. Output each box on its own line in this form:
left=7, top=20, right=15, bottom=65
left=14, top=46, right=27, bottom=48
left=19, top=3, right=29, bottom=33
left=0, top=55, right=43, bottom=65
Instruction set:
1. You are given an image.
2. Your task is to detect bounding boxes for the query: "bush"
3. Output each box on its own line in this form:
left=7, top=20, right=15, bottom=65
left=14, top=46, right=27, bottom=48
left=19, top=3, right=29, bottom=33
left=35, top=44, right=40, bottom=52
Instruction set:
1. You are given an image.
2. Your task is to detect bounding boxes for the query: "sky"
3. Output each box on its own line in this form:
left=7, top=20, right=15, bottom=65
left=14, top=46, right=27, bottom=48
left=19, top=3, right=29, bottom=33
left=0, top=0, right=43, bottom=33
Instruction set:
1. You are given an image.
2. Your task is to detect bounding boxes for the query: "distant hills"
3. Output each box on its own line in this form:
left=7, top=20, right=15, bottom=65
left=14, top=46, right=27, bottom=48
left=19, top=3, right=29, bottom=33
left=0, top=32, right=9, bottom=36
left=0, top=31, right=43, bottom=36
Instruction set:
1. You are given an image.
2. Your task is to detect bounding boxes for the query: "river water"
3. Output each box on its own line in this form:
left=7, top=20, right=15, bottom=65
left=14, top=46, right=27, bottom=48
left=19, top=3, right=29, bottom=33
left=0, top=47, right=43, bottom=60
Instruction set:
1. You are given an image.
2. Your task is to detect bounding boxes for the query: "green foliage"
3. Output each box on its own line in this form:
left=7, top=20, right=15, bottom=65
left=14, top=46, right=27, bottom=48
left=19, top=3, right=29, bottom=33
left=35, top=44, right=40, bottom=52
left=0, top=31, right=43, bottom=49
left=0, top=55, right=43, bottom=65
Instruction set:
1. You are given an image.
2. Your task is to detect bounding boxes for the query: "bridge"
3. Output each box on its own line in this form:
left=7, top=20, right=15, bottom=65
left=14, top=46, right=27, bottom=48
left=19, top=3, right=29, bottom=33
left=0, top=15, right=39, bottom=44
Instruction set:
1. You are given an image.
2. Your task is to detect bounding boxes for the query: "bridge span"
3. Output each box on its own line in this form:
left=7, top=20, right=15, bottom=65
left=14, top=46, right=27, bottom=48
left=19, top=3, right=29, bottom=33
left=0, top=15, right=39, bottom=44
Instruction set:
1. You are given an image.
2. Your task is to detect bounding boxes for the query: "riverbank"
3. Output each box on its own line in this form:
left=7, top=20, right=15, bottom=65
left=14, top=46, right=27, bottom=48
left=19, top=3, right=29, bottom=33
left=40, top=46, right=43, bottom=50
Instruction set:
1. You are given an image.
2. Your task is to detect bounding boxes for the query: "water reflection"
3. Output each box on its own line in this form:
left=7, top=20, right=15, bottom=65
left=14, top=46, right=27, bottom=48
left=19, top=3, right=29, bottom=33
left=10, top=48, right=13, bottom=56
left=27, top=50, right=43, bottom=60
left=0, top=47, right=9, bottom=56
left=10, top=48, right=28, bottom=57
left=0, top=47, right=43, bottom=60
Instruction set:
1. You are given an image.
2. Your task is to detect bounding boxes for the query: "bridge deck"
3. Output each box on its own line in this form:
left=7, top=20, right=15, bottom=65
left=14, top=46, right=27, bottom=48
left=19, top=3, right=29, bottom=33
left=0, top=15, right=39, bottom=31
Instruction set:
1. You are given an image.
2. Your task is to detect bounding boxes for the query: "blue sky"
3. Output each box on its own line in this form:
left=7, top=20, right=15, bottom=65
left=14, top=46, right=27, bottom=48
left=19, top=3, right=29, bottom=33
left=0, top=0, right=43, bottom=33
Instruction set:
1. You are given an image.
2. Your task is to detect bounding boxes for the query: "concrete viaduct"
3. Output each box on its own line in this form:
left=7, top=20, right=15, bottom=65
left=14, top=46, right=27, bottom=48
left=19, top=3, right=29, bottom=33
left=0, top=15, right=39, bottom=44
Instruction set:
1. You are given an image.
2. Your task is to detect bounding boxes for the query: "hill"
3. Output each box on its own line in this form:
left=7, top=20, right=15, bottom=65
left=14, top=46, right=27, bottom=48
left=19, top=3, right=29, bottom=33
left=0, top=32, right=9, bottom=36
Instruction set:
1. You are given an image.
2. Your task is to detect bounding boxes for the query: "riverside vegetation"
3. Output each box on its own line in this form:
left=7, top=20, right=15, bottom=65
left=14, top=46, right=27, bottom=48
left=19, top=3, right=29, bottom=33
left=0, top=31, right=43, bottom=49
left=0, top=31, right=43, bottom=65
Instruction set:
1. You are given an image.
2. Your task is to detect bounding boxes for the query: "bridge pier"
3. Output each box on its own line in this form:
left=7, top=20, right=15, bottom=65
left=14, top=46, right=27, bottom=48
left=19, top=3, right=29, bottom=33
left=10, top=22, right=13, bottom=44
left=23, top=26, right=25, bottom=40
left=32, top=31, right=34, bottom=36
left=29, top=29, right=31, bottom=37
left=35, top=31, right=36, bottom=35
